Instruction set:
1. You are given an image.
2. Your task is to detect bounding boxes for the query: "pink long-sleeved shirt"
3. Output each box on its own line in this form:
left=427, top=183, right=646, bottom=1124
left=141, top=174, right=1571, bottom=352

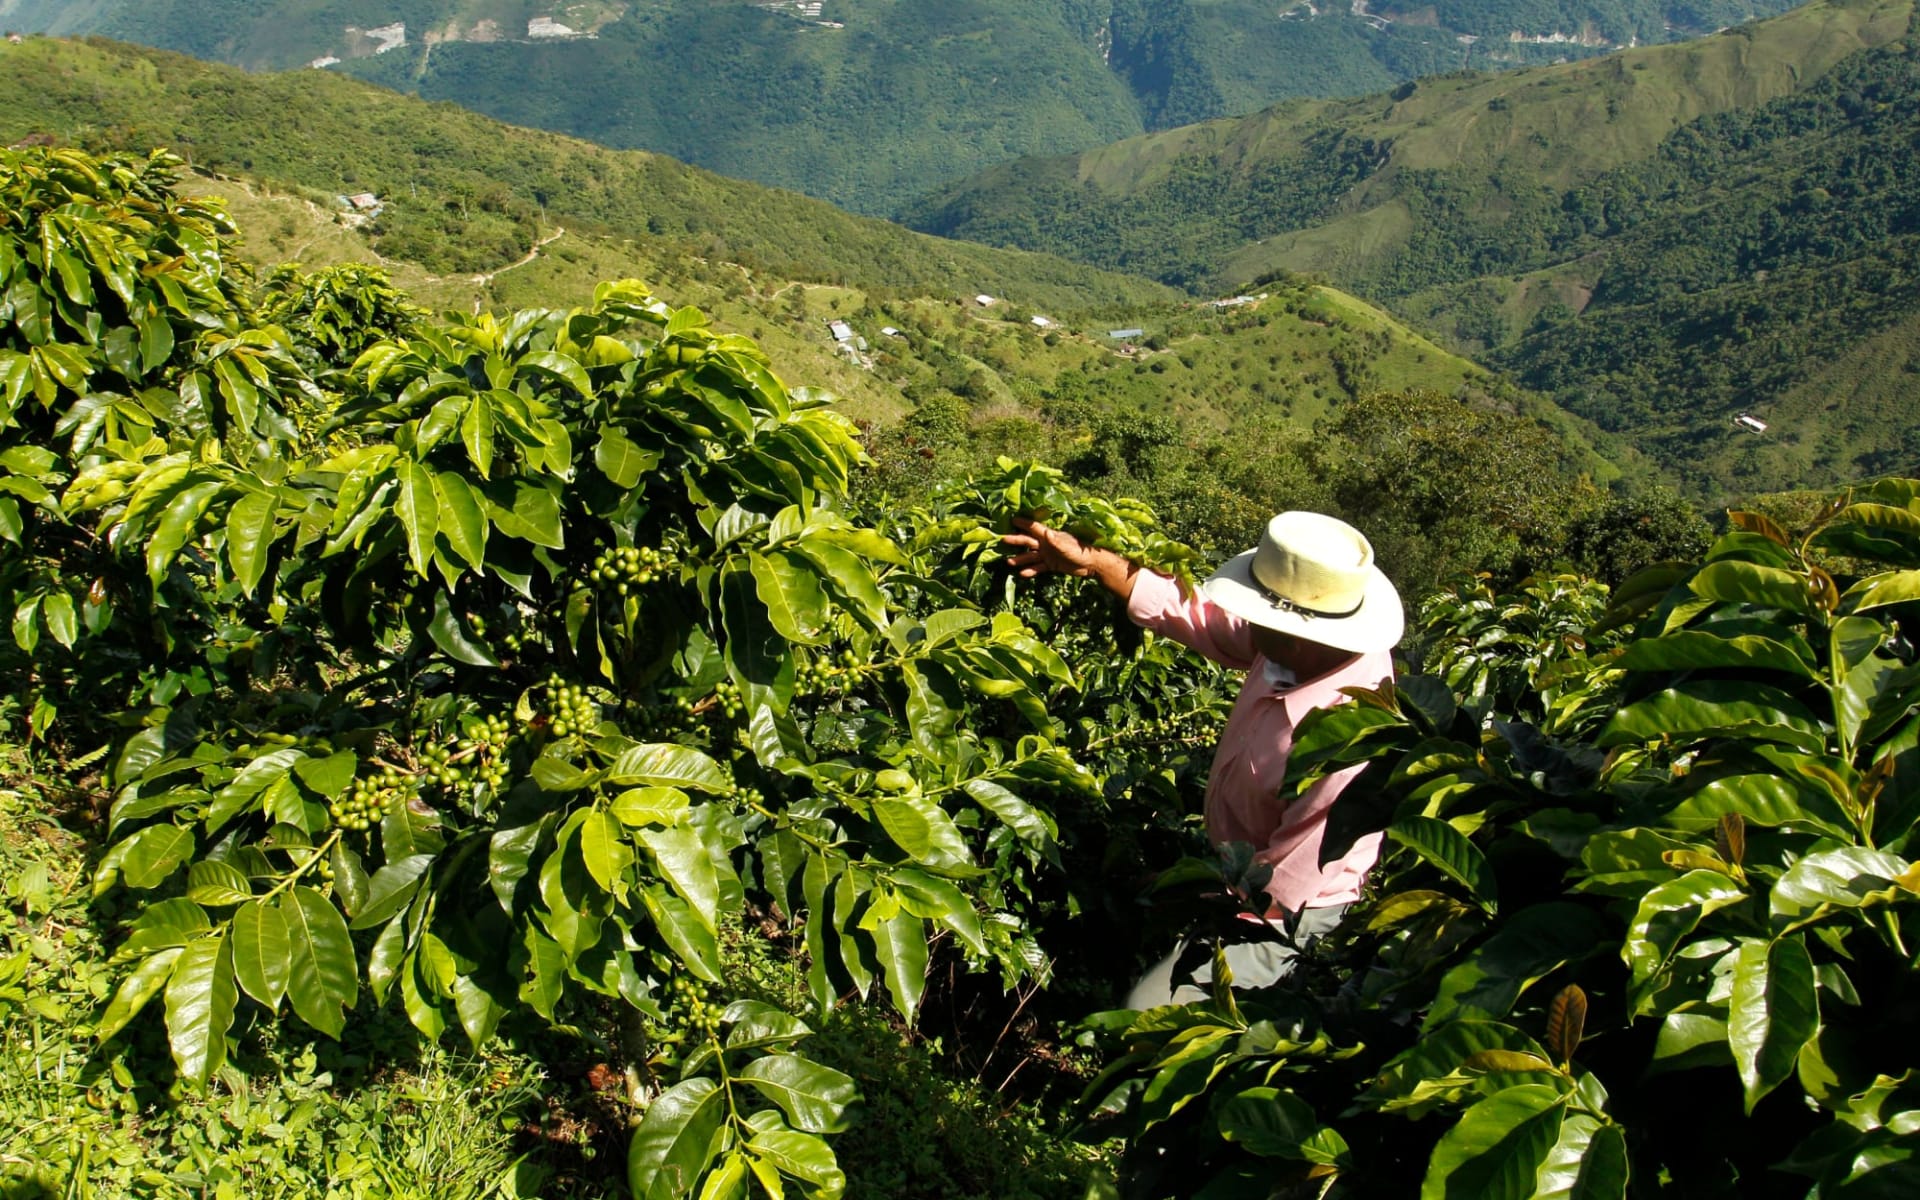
left=1126, top=570, right=1394, bottom=915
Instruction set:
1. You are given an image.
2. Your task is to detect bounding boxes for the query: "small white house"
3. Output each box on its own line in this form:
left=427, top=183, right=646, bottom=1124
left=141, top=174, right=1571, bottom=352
left=974, top=294, right=996, bottom=307
left=1030, top=315, right=1054, bottom=329
left=1734, top=413, right=1769, bottom=434
left=826, top=320, right=854, bottom=343
left=880, top=326, right=903, bottom=338
left=365, top=23, right=407, bottom=53
left=1108, top=328, right=1144, bottom=340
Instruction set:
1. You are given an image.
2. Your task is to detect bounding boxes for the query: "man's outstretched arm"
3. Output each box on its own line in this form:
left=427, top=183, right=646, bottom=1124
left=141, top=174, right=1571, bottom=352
left=1001, top=516, right=1139, bottom=598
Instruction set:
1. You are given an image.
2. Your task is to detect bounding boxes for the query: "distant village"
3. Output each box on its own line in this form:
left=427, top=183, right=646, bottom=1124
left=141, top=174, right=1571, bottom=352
left=309, top=7, right=621, bottom=69
left=812, top=290, right=1273, bottom=371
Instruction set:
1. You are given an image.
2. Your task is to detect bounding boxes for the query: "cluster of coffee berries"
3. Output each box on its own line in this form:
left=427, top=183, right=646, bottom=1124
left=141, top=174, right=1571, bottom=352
left=589, top=544, right=678, bottom=594
left=667, top=974, right=721, bottom=1037
left=456, top=713, right=513, bottom=792
left=796, top=649, right=869, bottom=694
left=1138, top=709, right=1219, bottom=745
left=331, top=769, right=414, bottom=832
left=638, top=694, right=702, bottom=738
left=544, top=675, right=600, bottom=738
left=709, top=679, right=744, bottom=721
left=725, top=779, right=765, bottom=806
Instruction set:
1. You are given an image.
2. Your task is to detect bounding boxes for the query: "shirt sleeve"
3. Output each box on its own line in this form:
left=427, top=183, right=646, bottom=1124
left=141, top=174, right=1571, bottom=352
left=1125, top=570, right=1259, bottom=670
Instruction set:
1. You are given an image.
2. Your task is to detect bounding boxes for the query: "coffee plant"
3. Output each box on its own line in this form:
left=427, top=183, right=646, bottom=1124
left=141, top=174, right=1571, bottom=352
left=1076, top=498, right=1920, bottom=1198
left=0, top=145, right=1234, bottom=1200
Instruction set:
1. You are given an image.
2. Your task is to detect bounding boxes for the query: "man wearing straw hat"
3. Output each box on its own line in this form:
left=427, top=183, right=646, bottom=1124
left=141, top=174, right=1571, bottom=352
left=1004, top=511, right=1402, bottom=1007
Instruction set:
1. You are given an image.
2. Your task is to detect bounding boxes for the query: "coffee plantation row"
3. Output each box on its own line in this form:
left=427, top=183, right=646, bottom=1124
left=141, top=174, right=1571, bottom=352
left=5, top=146, right=1920, bottom=1198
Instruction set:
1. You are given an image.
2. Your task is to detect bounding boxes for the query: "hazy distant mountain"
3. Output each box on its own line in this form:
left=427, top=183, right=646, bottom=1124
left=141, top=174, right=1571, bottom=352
left=4, top=0, right=1801, bottom=214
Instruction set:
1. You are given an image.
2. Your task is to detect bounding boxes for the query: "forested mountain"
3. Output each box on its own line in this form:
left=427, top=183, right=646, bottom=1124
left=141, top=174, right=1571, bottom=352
left=0, top=34, right=1180, bottom=315
left=3, top=0, right=1799, bottom=215
left=910, top=0, right=1920, bottom=498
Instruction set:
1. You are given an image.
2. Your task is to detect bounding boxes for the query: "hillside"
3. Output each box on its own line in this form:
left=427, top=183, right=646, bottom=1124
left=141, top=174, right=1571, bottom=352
left=908, top=0, right=1920, bottom=499
left=908, top=0, right=1910, bottom=289
left=0, top=32, right=1572, bottom=515
left=0, top=34, right=1177, bottom=317
left=3, top=0, right=1800, bottom=216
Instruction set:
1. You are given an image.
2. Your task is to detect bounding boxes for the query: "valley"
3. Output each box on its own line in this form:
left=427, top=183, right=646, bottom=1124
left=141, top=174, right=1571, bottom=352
left=6, top=0, right=1801, bottom=214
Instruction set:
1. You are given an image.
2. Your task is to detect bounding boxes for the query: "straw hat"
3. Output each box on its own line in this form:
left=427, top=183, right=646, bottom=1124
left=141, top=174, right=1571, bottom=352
left=1201, top=512, right=1403, bottom=653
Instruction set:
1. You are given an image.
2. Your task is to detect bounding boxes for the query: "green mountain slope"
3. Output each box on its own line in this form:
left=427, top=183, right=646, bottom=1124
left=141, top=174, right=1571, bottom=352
left=907, top=0, right=1909, bottom=290
left=0, top=34, right=1174, bottom=314
left=908, top=0, right=1920, bottom=499
left=0, top=36, right=1575, bottom=488
left=3, top=0, right=1799, bottom=216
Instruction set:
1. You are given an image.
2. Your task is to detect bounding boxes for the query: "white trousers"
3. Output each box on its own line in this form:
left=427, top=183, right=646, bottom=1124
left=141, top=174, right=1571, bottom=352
left=1123, top=904, right=1349, bottom=1010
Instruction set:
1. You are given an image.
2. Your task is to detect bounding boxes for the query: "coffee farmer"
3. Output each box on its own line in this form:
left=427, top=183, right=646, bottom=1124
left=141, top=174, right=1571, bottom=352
left=1004, top=511, right=1403, bottom=1007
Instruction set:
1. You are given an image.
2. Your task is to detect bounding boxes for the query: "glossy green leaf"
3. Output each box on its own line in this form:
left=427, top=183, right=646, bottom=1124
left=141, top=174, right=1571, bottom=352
left=96, top=947, right=183, bottom=1043
left=520, top=350, right=593, bottom=399
left=580, top=808, right=633, bottom=894
left=1389, top=817, right=1497, bottom=912
left=793, top=538, right=886, bottom=630
left=1623, top=870, right=1748, bottom=998
left=184, top=859, right=252, bottom=907
left=225, top=489, right=276, bottom=595
left=351, top=853, right=435, bottom=930
left=745, top=1127, right=846, bottom=1199
left=1597, top=681, right=1825, bottom=751
left=1729, top=935, right=1818, bottom=1112
left=164, top=936, right=238, bottom=1088
left=461, top=393, right=495, bottom=478
left=1427, top=903, right=1604, bottom=1028
left=628, top=1077, right=726, bottom=1200
left=117, top=824, right=195, bottom=890
left=641, top=885, right=722, bottom=983
left=873, top=794, right=975, bottom=876
left=230, top=898, right=291, bottom=1009
left=1361, top=1021, right=1557, bottom=1113
left=42, top=590, right=76, bottom=648
left=1614, top=630, right=1815, bottom=679
left=902, top=661, right=962, bottom=767
left=962, top=778, right=1058, bottom=852
left=1216, top=1086, right=1343, bottom=1163
left=434, top=470, right=488, bottom=570
left=395, top=458, right=438, bottom=576
left=735, top=1053, right=860, bottom=1134
left=1534, top=1113, right=1629, bottom=1200
left=283, top=885, right=358, bottom=1038
left=750, top=549, right=831, bottom=644
left=639, top=824, right=721, bottom=932
left=1689, top=560, right=1811, bottom=613
left=723, top=999, right=813, bottom=1051
left=1649, top=1012, right=1732, bottom=1074
left=1421, top=1084, right=1567, bottom=1200
left=1663, top=772, right=1854, bottom=841
left=1771, top=847, right=1914, bottom=926
left=871, top=911, right=928, bottom=1022
left=594, top=426, right=660, bottom=488
left=607, top=744, right=729, bottom=792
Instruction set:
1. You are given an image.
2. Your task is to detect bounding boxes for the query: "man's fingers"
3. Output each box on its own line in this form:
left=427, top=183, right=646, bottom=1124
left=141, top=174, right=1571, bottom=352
left=1001, top=532, right=1039, bottom=550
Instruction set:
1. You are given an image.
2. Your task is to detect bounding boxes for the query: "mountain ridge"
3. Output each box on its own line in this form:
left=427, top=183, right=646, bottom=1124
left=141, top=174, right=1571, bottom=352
left=4, top=0, right=1801, bottom=215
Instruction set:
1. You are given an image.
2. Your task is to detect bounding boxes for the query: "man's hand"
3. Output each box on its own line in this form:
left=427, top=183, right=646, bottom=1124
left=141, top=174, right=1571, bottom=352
left=1002, top=517, right=1139, bottom=598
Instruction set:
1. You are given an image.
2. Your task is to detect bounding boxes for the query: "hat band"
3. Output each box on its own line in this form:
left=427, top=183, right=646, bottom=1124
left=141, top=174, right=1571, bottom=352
left=1253, top=575, right=1364, bottom=620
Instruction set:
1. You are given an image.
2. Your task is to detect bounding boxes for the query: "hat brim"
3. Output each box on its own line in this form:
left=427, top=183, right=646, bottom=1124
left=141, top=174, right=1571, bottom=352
left=1201, top=550, right=1404, bottom=654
